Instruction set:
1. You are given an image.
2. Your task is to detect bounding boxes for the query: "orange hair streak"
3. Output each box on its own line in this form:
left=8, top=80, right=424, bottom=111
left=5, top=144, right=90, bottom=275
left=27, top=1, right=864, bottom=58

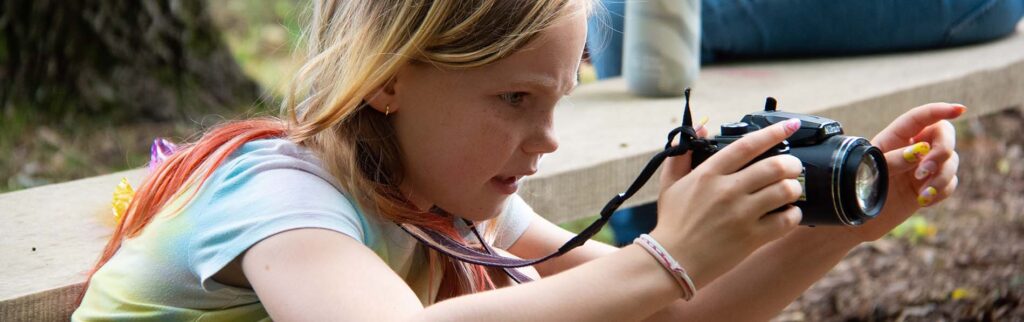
left=80, top=118, right=287, bottom=301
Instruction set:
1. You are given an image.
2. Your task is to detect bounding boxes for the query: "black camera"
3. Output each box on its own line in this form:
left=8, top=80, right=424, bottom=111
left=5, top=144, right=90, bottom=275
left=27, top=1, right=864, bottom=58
left=690, top=98, right=889, bottom=226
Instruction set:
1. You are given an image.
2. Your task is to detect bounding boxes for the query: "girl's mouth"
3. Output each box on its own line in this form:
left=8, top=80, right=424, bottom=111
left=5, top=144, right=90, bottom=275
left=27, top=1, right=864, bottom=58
left=490, top=176, right=520, bottom=194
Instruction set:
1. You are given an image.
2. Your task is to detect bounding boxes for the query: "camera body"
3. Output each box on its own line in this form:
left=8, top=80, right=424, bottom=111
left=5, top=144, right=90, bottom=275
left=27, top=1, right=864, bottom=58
left=690, top=98, right=889, bottom=226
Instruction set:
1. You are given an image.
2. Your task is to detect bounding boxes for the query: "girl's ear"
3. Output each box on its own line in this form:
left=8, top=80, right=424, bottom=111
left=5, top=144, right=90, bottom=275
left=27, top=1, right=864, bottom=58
left=365, top=77, right=398, bottom=114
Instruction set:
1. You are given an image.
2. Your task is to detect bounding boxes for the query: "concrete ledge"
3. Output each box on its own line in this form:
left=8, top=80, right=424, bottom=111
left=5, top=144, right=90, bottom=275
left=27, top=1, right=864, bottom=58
left=523, top=25, right=1024, bottom=223
left=3, top=23, right=1023, bottom=317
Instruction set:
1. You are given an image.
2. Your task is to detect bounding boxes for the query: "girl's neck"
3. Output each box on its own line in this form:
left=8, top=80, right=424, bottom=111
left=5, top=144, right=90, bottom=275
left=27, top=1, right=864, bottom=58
left=399, top=182, right=434, bottom=212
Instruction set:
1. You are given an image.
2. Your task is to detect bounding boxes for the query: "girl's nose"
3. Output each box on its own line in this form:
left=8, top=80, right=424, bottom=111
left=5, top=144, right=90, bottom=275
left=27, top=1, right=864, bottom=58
left=522, top=119, right=559, bottom=155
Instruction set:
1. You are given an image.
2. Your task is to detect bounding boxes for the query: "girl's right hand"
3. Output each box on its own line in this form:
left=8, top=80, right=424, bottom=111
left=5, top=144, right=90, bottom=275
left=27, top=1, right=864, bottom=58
left=652, top=118, right=805, bottom=290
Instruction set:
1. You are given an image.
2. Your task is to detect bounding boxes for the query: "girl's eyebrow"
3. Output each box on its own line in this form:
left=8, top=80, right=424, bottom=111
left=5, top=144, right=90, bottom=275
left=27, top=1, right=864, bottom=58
left=508, top=71, right=578, bottom=96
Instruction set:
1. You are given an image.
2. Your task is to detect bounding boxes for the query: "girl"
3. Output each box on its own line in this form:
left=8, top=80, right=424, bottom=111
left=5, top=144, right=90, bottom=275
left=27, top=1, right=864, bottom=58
left=74, top=0, right=963, bottom=320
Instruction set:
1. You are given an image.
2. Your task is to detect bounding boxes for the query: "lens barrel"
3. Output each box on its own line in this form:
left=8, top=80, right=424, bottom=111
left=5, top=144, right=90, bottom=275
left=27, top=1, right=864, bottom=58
left=789, top=136, right=888, bottom=226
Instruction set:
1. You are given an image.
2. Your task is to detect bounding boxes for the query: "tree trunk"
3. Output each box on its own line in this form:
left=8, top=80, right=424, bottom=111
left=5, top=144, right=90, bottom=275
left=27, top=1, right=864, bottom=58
left=0, top=0, right=262, bottom=123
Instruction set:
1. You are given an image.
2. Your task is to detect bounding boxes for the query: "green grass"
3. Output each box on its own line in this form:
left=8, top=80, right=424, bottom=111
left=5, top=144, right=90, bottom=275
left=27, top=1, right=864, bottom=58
left=558, top=215, right=618, bottom=245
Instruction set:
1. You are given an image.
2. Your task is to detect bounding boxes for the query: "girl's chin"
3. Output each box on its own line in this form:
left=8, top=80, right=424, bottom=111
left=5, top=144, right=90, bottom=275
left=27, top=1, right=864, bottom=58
left=439, top=195, right=510, bottom=222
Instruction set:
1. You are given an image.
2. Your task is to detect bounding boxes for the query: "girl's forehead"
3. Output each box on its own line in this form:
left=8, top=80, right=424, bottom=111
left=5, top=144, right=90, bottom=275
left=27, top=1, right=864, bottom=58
left=475, top=14, right=587, bottom=92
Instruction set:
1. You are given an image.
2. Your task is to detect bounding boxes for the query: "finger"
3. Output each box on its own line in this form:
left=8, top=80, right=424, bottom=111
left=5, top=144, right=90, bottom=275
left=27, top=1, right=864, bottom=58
left=661, top=117, right=711, bottom=184
left=704, top=118, right=801, bottom=174
left=913, top=143, right=953, bottom=181
left=747, top=178, right=803, bottom=216
left=942, top=175, right=960, bottom=198
left=883, top=142, right=932, bottom=175
left=696, top=120, right=709, bottom=138
left=872, top=103, right=966, bottom=152
left=755, top=205, right=802, bottom=241
left=883, top=120, right=957, bottom=179
left=917, top=153, right=959, bottom=207
left=912, top=121, right=957, bottom=180
left=732, top=155, right=803, bottom=193
left=910, top=120, right=956, bottom=147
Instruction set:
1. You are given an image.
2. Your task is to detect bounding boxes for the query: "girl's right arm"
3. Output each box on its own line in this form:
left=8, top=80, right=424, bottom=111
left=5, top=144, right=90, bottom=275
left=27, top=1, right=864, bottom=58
left=242, top=227, right=682, bottom=321
left=242, top=120, right=805, bottom=321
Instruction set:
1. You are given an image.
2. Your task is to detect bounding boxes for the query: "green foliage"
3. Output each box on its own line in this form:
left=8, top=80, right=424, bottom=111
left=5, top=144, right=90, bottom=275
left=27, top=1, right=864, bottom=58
left=211, top=0, right=305, bottom=97
left=888, top=214, right=937, bottom=243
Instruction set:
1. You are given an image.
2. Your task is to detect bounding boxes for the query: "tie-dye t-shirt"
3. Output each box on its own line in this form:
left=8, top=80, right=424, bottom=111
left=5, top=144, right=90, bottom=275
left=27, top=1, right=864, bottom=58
left=73, top=139, right=535, bottom=321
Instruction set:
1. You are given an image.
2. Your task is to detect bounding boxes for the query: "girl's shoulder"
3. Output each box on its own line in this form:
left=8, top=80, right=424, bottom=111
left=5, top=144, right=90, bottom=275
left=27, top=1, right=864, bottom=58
left=193, top=138, right=370, bottom=237
left=221, top=138, right=340, bottom=189
left=182, top=138, right=376, bottom=288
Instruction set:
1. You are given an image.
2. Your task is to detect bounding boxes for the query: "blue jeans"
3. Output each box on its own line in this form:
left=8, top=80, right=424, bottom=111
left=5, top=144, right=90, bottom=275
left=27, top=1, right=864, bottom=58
left=592, top=0, right=1024, bottom=243
left=587, top=0, right=1024, bottom=78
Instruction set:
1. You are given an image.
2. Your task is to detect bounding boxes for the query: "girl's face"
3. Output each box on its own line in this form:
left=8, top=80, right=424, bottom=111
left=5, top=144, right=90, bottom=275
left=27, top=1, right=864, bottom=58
left=387, top=11, right=587, bottom=221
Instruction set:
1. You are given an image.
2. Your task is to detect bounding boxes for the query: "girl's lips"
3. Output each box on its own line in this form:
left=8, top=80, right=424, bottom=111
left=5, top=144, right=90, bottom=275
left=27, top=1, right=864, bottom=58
left=490, top=176, right=519, bottom=194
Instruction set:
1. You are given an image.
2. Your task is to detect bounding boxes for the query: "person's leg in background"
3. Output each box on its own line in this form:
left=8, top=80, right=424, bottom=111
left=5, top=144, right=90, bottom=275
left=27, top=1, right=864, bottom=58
left=586, top=0, right=625, bottom=79
left=585, top=0, right=1024, bottom=244
left=586, top=0, right=1024, bottom=75
left=701, top=0, right=1024, bottom=60
left=608, top=202, right=658, bottom=246
left=944, top=0, right=1024, bottom=45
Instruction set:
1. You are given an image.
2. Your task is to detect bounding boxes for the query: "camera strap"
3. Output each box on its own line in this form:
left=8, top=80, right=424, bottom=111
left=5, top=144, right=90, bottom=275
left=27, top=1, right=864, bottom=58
left=399, top=90, right=709, bottom=284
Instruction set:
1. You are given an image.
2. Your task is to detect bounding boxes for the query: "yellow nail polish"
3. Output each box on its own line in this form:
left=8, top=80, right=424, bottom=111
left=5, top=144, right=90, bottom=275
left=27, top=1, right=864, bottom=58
left=693, top=116, right=710, bottom=131
left=917, top=186, right=937, bottom=207
left=903, top=142, right=931, bottom=163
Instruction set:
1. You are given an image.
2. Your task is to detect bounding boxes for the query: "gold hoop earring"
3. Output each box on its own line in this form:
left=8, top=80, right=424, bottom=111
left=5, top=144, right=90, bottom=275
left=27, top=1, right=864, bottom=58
left=385, top=105, right=391, bottom=116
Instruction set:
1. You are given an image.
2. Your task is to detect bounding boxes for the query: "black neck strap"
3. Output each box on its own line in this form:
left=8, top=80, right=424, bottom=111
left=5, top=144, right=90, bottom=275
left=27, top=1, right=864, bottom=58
left=399, top=89, right=708, bottom=283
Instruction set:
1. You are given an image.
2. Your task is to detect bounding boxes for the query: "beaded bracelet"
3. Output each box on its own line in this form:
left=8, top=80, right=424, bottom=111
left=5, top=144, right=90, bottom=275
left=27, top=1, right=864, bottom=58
left=634, top=234, right=697, bottom=300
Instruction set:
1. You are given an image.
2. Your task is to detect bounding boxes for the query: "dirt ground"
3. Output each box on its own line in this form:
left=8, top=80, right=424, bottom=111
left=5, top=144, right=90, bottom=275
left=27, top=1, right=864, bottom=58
left=775, top=107, right=1024, bottom=321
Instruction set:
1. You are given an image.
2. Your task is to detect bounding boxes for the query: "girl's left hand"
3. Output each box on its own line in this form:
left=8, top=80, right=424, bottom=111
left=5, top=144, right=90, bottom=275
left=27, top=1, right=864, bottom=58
left=848, top=102, right=967, bottom=241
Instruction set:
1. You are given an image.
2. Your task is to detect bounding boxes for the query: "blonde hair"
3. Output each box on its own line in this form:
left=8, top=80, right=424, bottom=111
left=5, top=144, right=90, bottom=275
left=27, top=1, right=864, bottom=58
left=284, top=0, right=594, bottom=299
left=84, top=0, right=596, bottom=305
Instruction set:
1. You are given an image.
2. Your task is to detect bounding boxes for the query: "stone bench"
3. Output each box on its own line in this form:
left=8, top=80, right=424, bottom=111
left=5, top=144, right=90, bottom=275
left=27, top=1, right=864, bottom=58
left=3, top=22, right=1023, bottom=320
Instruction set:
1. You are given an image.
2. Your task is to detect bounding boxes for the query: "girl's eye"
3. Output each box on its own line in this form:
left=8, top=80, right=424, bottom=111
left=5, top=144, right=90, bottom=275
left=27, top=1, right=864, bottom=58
left=499, top=92, right=527, bottom=106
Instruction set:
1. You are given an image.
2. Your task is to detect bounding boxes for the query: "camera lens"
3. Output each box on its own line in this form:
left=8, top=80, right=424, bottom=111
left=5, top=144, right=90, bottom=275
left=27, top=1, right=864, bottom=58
left=855, top=153, right=882, bottom=212
left=835, top=141, right=889, bottom=225
left=793, top=136, right=888, bottom=226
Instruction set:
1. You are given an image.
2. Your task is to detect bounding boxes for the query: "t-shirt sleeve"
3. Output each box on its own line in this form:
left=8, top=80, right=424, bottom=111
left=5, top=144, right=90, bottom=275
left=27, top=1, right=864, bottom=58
left=491, top=194, right=538, bottom=249
left=187, top=158, right=368, bottom=291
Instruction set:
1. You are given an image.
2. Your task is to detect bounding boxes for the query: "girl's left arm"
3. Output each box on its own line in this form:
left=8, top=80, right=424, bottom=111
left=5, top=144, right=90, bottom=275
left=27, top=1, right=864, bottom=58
left=509, top=102, right=965, bottom=321
left=509, top=207, right=858, bottom=321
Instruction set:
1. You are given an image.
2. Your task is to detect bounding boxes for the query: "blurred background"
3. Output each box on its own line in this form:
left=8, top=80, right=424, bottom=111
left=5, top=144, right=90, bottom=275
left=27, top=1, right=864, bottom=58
left=1, top=1, right=303, bottom=193
left=1, top=0, right=1021, bottom=320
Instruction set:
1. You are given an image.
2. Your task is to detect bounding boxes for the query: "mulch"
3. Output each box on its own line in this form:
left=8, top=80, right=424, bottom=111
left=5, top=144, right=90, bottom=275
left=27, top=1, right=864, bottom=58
left=775, top=107, right=1024, bottom=321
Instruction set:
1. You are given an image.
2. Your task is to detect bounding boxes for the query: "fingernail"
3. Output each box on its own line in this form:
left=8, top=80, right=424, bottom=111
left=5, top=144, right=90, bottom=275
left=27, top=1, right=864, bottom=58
left=952, top=104, right=967, bottom=114
left=786, top=209, right=802, bottom=226
left=915, top=161, right=937, bottom=180
left=902, top=142, right=931, bottom=163
left=784, top=118, right=801, bottom=133
left=917, top=186, right=938, bottom=207
left=695, top=116, right=710, bottom=131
